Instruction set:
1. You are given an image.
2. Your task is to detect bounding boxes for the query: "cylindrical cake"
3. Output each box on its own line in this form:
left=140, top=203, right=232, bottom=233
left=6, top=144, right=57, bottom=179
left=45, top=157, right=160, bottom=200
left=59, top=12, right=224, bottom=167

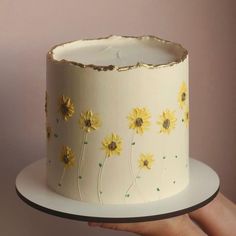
left=46, top=35, right=189, bottom=204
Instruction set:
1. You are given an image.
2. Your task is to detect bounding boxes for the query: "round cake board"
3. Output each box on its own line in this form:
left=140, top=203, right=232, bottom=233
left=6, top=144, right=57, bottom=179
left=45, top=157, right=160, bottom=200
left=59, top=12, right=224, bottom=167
left=15, top=158, right=220, bottom=223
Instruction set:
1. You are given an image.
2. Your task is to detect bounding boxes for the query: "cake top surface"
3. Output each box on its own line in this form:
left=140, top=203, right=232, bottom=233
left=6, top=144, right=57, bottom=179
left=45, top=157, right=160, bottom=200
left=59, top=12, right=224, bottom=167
left=49, top=35, right=188, bottom=71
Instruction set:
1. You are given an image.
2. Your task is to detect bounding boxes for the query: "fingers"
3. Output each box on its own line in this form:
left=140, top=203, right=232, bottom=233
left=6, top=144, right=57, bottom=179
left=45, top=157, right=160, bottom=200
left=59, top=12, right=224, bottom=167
left=189, top=192, right=236, bottom=236
left=88, top=215, right=206, bottom=236
left=88, top=218, right=173, bottom=235
left=88, top=221, right=141, bottom=233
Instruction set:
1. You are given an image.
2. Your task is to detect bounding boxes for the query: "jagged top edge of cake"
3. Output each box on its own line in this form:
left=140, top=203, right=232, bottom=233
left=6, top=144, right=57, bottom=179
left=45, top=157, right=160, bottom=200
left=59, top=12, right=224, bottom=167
left=47, top=35, right=188, bottom=72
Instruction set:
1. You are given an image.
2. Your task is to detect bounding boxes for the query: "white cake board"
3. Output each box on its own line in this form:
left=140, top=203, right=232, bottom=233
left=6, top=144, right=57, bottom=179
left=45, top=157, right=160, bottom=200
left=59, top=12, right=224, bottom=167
left=15, top=158, right=220, bottom=223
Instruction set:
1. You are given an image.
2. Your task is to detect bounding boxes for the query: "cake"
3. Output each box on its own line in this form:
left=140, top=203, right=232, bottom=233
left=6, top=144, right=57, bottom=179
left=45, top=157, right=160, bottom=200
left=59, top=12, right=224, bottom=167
left=46, top=35, right=189, bottom=204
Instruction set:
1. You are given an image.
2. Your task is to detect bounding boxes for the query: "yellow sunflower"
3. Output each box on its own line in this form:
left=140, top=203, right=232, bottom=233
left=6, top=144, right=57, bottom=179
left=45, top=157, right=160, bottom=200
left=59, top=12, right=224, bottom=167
left=138, top=153, right=155, bottom=170
left=102, top=133, right=122, bottom=157
left=60, top=146, right=75, bottom=168
left=157, top=109, right=177, bottom=134
left=46, top=126, right=51, bottom=139
left=59, top=95, right=75, bottom=121
left=178, top=81, right=188, bottom=109
left=128, top=107, right=151, bottom=134
left=183, top=106, right=190, bottom=126
left=79, top=110, right=101, bottom=132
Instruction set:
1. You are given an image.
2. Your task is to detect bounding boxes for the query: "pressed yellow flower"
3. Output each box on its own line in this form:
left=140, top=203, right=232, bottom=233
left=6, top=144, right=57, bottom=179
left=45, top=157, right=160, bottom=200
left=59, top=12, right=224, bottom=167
left=102, top=133, right=122, bottom=157
left=138, top=153, right=155, bottom=170
left=59, top=95, right=75, bottom=121
left=79, top=110, right=101, bottom=133
left=183, top=107, right=190, bottom=126
left=60, top=146, right=75, bottom=168
left=128, top=107, right=151, bottom=134
left=46, top=126, right=51, bottom=139
left=157, top=109, right=177, bottom=134
left=178, top=81, right=188, bottom=109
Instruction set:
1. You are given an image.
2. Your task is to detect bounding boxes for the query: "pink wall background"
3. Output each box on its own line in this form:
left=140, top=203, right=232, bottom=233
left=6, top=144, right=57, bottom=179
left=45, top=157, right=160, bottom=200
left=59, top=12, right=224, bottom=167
left=1, top=1, right=235, bottom=235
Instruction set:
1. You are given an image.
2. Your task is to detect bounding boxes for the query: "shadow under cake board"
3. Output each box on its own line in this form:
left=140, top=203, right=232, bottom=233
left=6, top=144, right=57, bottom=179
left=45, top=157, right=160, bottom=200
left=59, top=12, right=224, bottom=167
left=15, top=158, right=220, bottom=223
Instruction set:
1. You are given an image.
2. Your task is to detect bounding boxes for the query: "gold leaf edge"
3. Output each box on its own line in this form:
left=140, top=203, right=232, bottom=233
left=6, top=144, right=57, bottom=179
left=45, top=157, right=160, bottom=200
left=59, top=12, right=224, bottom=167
left=47, top=35, right=188, bottom=72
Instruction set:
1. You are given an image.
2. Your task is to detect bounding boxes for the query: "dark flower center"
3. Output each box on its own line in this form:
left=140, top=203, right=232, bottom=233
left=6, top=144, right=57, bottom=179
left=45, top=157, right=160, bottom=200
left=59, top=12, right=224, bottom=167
left=108, top=141, right=117, bottom=151
left=61, top=104, right=69, bottom=115
left=163, top=119, right=170, bottom=129
left=63, top=155, right=69, bottom=164
left=186, top=112, right=189, bottom=120
left=135, top=117, right=143, bottom=127
left=84, top=119, right=92, bottom=127
left=143, top=160, right=149, bottom=166
left=181, top=92, right=186, bottom=102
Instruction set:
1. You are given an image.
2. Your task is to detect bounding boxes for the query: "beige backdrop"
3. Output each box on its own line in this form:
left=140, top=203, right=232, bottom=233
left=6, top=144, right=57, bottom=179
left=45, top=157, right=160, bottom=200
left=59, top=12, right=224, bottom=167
left=0, top=1, right=235, bottom=236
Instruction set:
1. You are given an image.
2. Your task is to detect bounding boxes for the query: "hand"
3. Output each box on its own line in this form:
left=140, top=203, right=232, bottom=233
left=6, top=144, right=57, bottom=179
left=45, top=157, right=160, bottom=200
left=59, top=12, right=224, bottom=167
left=189, top=192, right=236, bottom=236
left=89, top=214, right=205, bottom=236
left=88, top=193, right=236, bottom=236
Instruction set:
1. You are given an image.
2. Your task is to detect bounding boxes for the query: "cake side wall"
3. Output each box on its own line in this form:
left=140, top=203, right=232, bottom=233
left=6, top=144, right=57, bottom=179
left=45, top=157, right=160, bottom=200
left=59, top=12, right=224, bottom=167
left=46, top=58, right=189, bottom=204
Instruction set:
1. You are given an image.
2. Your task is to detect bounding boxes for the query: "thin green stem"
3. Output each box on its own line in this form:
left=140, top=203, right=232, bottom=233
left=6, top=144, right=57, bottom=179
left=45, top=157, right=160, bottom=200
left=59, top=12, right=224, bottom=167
left=97, top=156, right=107, bottom=204
left=127, top=131, right=145, bottom=201
left=124, top=168, right=142, bottom=201
left=58, top=167, right=66, bottom=187
left=77, top=132, right=88, bottom=200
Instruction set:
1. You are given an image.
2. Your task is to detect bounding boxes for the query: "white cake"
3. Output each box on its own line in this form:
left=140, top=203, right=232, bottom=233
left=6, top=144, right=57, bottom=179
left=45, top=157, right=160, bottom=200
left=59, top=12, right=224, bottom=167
left=46, top=35, right=189, bottom=204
